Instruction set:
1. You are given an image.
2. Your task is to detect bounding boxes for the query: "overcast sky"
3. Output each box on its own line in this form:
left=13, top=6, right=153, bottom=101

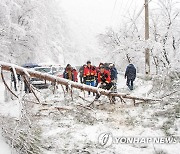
left=59, top=0, right=150, bottom=62
left=61, top=0, right=145, bottom=30
left=59, top=0, right=179, bottom=59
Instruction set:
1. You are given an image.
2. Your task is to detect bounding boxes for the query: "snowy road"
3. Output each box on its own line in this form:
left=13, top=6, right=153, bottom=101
left=117, top=74, right=153, bottom=97
left=0, top=81, right=11, bottom=154
left=0, top=79, right=20, bottom=154
left=0, top=80, right=20, bottom=118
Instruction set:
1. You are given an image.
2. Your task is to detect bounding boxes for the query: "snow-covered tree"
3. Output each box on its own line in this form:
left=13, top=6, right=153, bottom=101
left=98, top=0, right=180, bottom=75
left=0, top=0, right=72, bottom=65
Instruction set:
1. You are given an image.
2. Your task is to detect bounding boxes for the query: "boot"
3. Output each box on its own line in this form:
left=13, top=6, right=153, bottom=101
left=95, top=94, right=100, bottom=100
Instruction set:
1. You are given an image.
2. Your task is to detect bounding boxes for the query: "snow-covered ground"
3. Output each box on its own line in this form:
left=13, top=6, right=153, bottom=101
left=0, top=0, right=179, bottom=153
left=0, top=74, right=179, bottom=154
left=0, top=131, right=11, bottom=154
left=0, top=82, right=12, bottom=154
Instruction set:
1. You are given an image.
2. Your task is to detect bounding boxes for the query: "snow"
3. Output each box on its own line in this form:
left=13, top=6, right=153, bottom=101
left=0, top=72, right=179, bottom=153
left=0, top=67, right=179, bottom=154
left=0, top=100, right=20, bottom=118
left=0, top=0, right=179, bottom=153
left=0, top=81, right=13, bottom=154
left=0, top=130, right=11, bottom=154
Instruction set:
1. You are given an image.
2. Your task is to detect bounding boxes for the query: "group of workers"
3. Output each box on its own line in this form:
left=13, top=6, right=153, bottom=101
left=10, top=61, right=136, bottom=101
left=63, top=61, right=136, bottom=101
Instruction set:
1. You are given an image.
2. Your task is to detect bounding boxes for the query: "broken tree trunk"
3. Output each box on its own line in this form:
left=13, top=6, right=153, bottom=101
left=0, top=61, right=161, bottom=102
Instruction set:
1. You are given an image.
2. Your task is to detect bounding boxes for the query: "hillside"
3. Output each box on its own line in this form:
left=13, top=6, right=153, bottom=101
left=0, top=0, right=73, bottom=65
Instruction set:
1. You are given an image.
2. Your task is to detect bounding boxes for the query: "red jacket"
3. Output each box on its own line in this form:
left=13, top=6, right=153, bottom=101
left=98, top=70, right=111, bottom=83
left=83, top=66, right=97, bottom=81
left=72, top=69, right=78, bottom=82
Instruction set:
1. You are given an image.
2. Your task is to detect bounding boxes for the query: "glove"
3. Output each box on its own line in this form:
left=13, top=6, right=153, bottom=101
left=103, top=82, right=107, bottom=86
left=105, top=73, right=108, bottom=78
left=101, top=76, right=106, bottom=82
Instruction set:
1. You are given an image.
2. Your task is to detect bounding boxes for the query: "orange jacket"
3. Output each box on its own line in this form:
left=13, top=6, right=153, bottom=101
left=98, top=70, right=111, bottom=83
left=83, top=66, right=97, bottom=81
left=83, top=66, right=97, bottom=77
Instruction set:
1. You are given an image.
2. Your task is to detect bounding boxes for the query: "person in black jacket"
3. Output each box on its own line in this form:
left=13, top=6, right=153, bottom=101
left=125, top=64, right=136, bottom=90
left=63, top=64, right=74, bottom=91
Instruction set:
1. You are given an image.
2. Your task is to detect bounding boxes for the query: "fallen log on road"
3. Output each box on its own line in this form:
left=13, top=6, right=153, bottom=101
left=0, top=61, right=161, bottom=103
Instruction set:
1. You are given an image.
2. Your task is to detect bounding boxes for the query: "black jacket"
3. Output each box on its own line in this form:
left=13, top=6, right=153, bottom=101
left=110, top=67, right=118, bottom=80
left=63, top=67, right=74, bottom=81
left=125, top=64, right=136, bottom=80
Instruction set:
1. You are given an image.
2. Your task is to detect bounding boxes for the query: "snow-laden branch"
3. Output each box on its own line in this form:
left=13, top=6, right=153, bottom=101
left=0, top=61, right=161, bottom=102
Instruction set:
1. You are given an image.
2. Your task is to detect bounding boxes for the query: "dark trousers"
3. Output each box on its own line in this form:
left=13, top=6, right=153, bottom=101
left=95, top=82, right=115, bottom=100
left=13, top=81, right=17, bottom=91
left=126, top=78, right=134, bottom=90
left=24, top=81, right=31, bottom=93
left=111, top=80, right=117, bottom=92
left=11, top=75, right=17, bottom=91
left=80, top=76, right=83, bottom=83
left=104, top=82, right=113, bottom=90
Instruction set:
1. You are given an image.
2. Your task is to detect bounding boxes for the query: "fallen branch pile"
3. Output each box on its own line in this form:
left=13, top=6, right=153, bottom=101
left=0, top=61, right=161, bottom=104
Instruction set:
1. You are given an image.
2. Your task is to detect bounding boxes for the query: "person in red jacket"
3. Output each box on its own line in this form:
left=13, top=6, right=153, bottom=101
left=83, top=61, right=97, bottom=95
left=72, top=68, right=78, bottom=82
left=95, top=62, right=104, bottom=86
left=97, top=65, right=112, bottom=88
left=95, top=65, right=115, bottom=101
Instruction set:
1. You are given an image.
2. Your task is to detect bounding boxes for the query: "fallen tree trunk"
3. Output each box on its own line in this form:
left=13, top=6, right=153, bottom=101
left=0, top=61, right=161, bottom=102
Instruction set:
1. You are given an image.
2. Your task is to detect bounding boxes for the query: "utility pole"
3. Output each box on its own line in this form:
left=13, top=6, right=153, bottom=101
left=145, top=0, right=150, bottom=75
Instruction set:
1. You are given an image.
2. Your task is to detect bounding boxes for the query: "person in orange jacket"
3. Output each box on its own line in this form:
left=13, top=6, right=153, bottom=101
left=83, top=61, right=97, bottom=95
left=95, top=65, right=115, bottom=101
